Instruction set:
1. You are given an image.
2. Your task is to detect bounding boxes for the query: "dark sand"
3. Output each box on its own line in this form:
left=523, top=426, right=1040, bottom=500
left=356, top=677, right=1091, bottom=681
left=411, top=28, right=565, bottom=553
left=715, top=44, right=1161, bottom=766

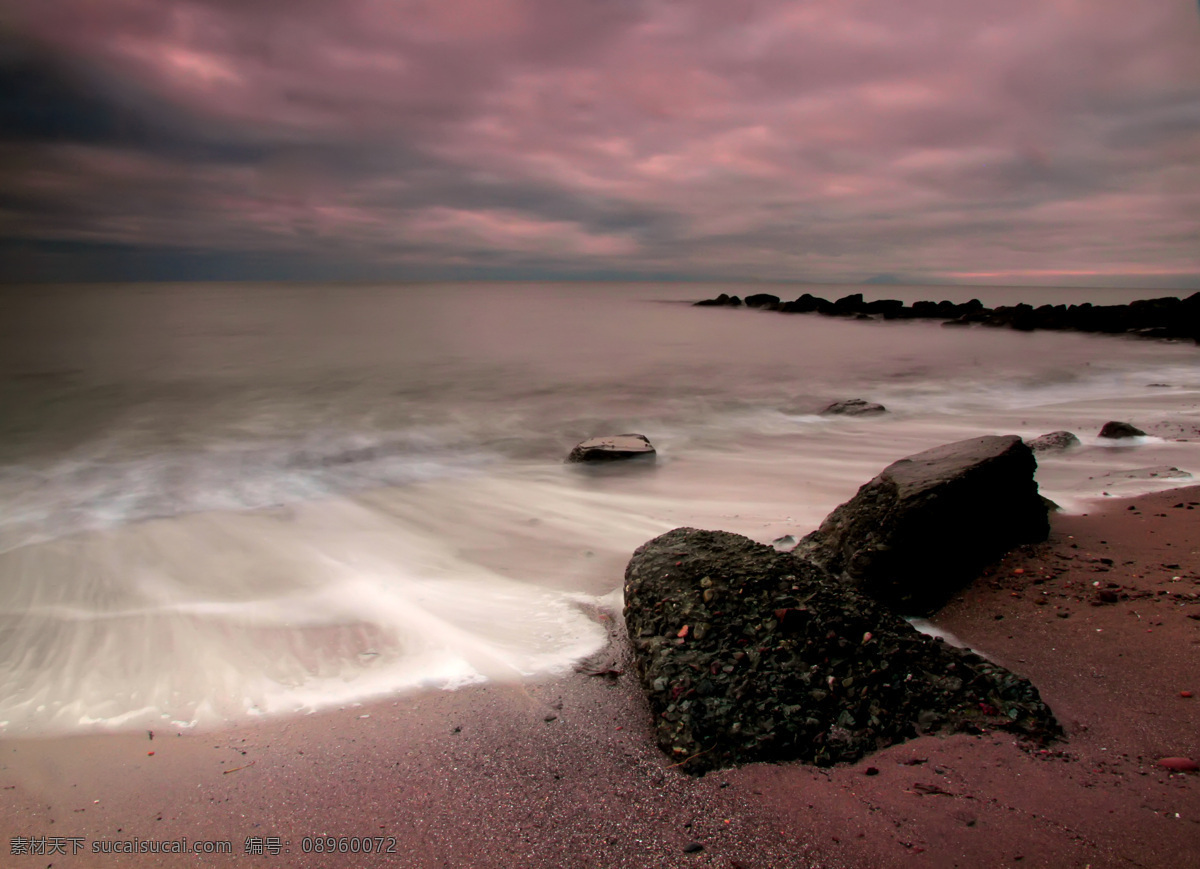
left=3, top=487, right=1198, bottom=868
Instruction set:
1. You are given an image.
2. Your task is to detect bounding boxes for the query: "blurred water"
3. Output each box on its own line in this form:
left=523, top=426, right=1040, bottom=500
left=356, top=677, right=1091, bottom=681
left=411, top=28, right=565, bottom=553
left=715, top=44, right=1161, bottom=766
left=1, top=281, right=1197, bottom=734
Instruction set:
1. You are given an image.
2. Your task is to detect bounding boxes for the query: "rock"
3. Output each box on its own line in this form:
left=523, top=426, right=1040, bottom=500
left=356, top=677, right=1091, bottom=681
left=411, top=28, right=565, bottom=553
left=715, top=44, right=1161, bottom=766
left=778, top=293, right=826, bottom=314
left=566, top=434, right=657, bottom=464
left=1156, top=757, right=1199, bottom=773
left=682, top=842, right=705, bottom=854
left=771, top=534, right=797, bottom=551
left=794, top=435, right=1049, bottom=614
left=1098, top=421, right=1146, bottom=439
left=623, top=528, right=1060, bottom=774
left=1095, top=466, right=1191, bottom=481
left=819, top=398, right=887, bottom=417
left=1026, top=431, right=1081, bottom=452
left=744, top=293, right=781, bottom=309
left=693, top=293, right=741, bottom=307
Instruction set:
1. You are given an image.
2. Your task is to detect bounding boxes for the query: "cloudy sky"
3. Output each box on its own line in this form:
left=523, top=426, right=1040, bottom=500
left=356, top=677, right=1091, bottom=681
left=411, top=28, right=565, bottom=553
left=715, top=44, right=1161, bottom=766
left=2, top=0, right=1198, bottom=286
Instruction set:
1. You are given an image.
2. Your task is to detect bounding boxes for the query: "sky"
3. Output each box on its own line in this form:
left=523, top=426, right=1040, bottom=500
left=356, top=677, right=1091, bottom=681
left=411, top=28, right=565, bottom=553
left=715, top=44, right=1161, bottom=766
left=1, top=0, right=1198, bottom=287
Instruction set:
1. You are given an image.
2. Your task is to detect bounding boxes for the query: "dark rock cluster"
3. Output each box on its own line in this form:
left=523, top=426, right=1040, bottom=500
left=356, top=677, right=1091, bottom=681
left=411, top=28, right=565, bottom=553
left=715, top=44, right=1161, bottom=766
left=693, top=290, right=1200, bottom=343
left=624, top=528, right=1061, bottom=774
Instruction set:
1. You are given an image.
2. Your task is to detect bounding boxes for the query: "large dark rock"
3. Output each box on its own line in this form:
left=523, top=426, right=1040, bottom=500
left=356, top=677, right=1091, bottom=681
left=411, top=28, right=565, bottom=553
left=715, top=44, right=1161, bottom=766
left=819, top=398, right=887, bottom=417
left=566, top=434, right=656, bottom=463
left=794, top=435, right=1049, bottom=614
left=1098, top=421, right=1145, bottom=439
left=624, top=528, right=1060, bottom=773
left=1026, top=431, right=1081, bottom=452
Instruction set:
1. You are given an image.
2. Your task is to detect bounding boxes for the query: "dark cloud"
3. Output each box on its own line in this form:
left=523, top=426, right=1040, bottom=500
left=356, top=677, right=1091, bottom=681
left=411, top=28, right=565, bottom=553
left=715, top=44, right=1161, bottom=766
left=0, top=0, right=1196, bottom=285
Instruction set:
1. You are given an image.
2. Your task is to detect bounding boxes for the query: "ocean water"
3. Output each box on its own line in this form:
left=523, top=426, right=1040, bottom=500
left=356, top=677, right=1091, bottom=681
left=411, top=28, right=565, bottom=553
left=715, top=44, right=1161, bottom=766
left=1, top=281, right=1198, bottom=735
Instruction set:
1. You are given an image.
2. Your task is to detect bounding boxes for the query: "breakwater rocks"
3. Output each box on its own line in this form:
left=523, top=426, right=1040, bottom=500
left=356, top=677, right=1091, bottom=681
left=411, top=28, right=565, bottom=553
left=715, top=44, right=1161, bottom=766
left=624, top=528, right=1060, bottom=774
left=693, top=290, right=1200, bottom=342
left=795, top=435, right=1049, bottom=615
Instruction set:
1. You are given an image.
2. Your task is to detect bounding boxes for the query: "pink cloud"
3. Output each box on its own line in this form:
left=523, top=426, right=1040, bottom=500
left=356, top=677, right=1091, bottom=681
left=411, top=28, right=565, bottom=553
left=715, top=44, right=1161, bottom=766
left=4, top=0, right=1198, bottom=283
left=403, top=207, right=639, bottom=258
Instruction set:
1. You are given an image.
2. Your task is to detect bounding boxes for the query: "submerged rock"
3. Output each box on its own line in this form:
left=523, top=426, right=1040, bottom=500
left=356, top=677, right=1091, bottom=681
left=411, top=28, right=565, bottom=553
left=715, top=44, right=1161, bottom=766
left=566, top=434, right=657, bottom=463
left=1098, top=421, right=1146, bottom=439
left=794, top=435, right=1049, bottom=614
left=819, top=398, right=887, bottom=417
left=624, top=528, right=1060, bottom=774
left=1026, top=431, right=1081, bottom=452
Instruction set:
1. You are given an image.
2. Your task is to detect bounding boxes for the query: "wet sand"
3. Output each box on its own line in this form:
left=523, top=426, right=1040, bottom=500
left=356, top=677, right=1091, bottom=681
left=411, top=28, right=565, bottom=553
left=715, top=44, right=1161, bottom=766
left=2, top=487, right=1198, bottom=868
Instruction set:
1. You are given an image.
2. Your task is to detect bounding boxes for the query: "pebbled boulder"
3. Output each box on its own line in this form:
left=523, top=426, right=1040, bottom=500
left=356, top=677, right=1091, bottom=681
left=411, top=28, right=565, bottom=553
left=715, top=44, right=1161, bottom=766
left=819, top=398, right=887, bottom=417
left=566, top=434, right=656, bottom=463
left=624, top=528, right=1060, bottom=773
left=794, top=435, right=1049, bottom=614
left=1098, top=421, right=1146, bottom=439
left=1026, top=431, right=1081, bottom=452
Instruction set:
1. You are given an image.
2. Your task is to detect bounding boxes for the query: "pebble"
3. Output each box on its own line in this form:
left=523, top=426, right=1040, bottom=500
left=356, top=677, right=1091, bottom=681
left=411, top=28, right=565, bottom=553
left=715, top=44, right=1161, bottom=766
left=682, top=842, right=704, bottom=853
left=1156, top=757, right=1199, bottom=773
left=1181, top=691, right=1194, bottom=699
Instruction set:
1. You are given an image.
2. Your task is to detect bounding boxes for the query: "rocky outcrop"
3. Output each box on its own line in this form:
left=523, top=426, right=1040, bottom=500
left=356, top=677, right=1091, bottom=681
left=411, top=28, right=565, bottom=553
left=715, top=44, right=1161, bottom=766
left=566, top=434, right=657, bottom=463
left=624, top=528, right=1060, bottom=773
left=1098, top=421, right=1146, bottom=439
left=1026, top=431, right=1081, bottom=452
left=697, top=290, right=1200, bottom=344
left=793, top=435, right=1049, bottom=614
left=819, top=398, right=887, bottom=417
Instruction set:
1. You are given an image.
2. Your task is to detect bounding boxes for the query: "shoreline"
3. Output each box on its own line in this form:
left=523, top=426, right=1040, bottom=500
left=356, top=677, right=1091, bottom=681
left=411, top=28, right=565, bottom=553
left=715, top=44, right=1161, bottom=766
left=3, top=486, right=1198, bottom=868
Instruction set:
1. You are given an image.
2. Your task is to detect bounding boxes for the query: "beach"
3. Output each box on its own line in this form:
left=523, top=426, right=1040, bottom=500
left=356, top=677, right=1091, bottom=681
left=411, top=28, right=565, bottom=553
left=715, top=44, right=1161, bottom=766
left=3, top=484, right=1197, bottom=868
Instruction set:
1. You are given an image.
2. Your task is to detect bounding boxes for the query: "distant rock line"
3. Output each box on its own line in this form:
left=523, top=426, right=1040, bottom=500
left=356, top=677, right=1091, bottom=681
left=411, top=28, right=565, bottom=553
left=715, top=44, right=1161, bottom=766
left=693, top=291, right=1200, bottom=343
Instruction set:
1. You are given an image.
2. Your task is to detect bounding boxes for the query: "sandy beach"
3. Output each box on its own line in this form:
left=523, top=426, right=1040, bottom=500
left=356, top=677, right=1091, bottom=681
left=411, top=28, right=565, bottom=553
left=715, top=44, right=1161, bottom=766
left=3, top=485, right=1197, bottom=868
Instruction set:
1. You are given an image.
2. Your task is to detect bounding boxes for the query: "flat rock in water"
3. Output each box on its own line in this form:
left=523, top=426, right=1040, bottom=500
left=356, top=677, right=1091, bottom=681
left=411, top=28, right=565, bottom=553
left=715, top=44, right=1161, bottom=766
left=566, top=434, right=656, bottom=463
left=794, top=435, right=1049, bottom=615
left=623, top=528, right=1060, bottom=774
left=1098, top=421, right=1146, bottom=439
left=819, top=398, right=887, bottom=416
left=1026, top=431, right=1080, bottom=452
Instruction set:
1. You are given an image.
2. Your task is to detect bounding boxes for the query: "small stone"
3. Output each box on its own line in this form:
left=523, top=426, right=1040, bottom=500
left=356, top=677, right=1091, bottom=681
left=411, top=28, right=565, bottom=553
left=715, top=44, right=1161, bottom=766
left=1026, top=431, right=1081, bottom=452
left=819, top=398, right=887, bottom=416
left=1098, top=421, right=1146, bottom=439
left=1180, top=691, right=1193, bottom=699
left=1156, top=757, right=1199, bottom=773
left=864, top=766, right=880, bottom=776
left=682, top=842, right=704, bottom=854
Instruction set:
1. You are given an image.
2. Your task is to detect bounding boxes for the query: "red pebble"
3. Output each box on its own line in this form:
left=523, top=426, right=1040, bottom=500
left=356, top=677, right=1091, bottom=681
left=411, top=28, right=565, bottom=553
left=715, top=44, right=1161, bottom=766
left=1156, top=757, right=1199, bottom=773
left=148, top=751, right=155, bottom=756
left=1181, top=691, right=1193, bottom=698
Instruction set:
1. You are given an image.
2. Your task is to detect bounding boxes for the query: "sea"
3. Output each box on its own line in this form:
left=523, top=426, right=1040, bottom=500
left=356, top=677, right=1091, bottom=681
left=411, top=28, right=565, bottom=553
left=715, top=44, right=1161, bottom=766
left=1, top=281, right=1197, bottom=736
